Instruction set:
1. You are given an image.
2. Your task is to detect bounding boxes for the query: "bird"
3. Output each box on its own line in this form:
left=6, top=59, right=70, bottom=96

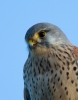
left=23, top=22, right=78, bottom=100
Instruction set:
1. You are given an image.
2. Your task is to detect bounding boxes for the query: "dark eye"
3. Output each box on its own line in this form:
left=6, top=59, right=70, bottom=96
left=39, top=31, right=46, bottom=38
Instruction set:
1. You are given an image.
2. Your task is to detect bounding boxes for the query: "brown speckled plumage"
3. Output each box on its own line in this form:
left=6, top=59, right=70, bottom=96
left=23, top=23, right=78, bottom=100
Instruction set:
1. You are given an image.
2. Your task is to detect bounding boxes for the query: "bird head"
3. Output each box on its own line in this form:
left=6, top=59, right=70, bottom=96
left=25, top=23, right=71, bottom=54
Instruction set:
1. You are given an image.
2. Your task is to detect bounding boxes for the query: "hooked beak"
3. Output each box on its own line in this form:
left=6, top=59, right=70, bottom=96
left=28, top=39, right=37, bottom=50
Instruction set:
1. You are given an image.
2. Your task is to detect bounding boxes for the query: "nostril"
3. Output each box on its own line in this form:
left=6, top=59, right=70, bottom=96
left=28, top=43, right=36, bottom=50
left=32, top=40, right=34, bottom=42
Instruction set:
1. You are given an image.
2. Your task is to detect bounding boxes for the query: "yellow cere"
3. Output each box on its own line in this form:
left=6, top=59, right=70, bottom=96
left=28, top=29, right=46, bottom=45
left=28, top=39, right=36, bottom=44
left=28, top=33, right=39, bottom=44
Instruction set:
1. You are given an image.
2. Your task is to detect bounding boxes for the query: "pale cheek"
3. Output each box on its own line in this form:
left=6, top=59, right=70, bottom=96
left=37, top=38, right=41, bottom=43
left=47, top=37, right=56, bottom=44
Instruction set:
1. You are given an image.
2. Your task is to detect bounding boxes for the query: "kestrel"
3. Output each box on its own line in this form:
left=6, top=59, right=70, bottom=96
left=23, top=23, right=78, bottom=100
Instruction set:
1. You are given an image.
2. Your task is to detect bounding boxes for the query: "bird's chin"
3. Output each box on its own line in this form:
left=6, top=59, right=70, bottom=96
left=29, top=44, right=50, bottom=56
left=29, top=45, right=36, bottom=51
left=28, top=43, right=41, bottom=51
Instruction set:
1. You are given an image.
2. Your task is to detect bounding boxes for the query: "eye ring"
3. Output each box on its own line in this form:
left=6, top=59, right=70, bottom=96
left=38, top=31, right=46, bottom=38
